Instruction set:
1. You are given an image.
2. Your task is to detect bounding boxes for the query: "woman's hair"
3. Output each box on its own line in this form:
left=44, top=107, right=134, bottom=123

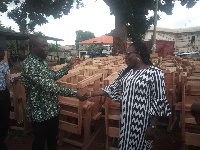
left=0, top=47, right=5, bottom=61
left=130, top=41, right=152, bottom=65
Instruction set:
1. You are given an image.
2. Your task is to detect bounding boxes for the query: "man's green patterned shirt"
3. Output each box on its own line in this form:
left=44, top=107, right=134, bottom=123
left=21, top=54, right=77, bottom=123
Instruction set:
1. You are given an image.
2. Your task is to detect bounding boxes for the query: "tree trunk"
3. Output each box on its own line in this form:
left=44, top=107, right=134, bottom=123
left=113, top=12, right=127, bottom=56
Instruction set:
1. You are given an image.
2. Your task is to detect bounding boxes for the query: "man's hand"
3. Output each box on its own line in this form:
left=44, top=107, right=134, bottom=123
left=76, top=90, right=88, bottom=101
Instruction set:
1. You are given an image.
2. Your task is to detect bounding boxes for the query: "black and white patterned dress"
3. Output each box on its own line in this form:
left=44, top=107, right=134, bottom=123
left=102, top=65, right=171, bottom=150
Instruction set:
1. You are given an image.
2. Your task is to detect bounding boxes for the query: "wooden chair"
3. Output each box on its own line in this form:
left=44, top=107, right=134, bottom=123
left=11, top=80, right=31, bottom=134
left=103, top=72, right=120, bottom=150
left=105, top=97, right=120, bottom=150
left=181, top=80, right=200, bottom=149
left=163, top=69, right=177, bottom=131
left=58, top=73, right=103, bottom=150
left=58, top=96, right=93, bottom=149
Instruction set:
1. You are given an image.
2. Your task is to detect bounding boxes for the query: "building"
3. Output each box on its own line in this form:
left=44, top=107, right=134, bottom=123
left=59, top=45, right=76, bottom=51
left=78, top=35, right=113, bottom=50
left=145, top=26, right=200, bottom=53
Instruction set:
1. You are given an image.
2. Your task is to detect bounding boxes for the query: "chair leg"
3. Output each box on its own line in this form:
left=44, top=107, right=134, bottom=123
left=181, top=142, right=185, bottom=150
left=106, top=136, right=110, bottom=150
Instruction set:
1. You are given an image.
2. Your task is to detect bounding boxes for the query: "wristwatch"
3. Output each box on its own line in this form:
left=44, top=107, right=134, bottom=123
left=149, top=124, right=157, bottom=129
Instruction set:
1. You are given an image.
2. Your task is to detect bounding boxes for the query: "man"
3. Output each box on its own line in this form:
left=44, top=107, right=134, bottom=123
left=0, top=48, right=12, bottom=150
left=20, top=35, right=87, bottom=150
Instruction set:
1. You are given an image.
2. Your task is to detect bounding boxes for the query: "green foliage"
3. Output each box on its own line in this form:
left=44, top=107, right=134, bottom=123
left=0, top=21, right=15, bottom=32
left=0, top=21, right=44, bottom=52
left=48, top=43, right=60, bottom=52
left=75, top=30, right=95, bottom=49
left=85, top=43, right=101, bottom=51
left=33, top=31, right=45, bottom=36
left=6, top=40, right=17, bottom=52
left=1, top=0, right=84, bottom=32
left=6, top=40, right=29, bottom=52
left=19, top=40, right=29, bottom=51
left=104, top=0, right=199, bottom=42
left=105, top=29, right=115, bottom=36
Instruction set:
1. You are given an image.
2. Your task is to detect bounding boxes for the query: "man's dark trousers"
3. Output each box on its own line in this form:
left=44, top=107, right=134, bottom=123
left=0, top=89, right=10, bottom=148
left=31, top=115, right=59, bottom=150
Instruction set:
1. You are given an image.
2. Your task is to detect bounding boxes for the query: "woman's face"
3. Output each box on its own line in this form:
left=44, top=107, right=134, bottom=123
left=125, top=45, right=139, bottom=68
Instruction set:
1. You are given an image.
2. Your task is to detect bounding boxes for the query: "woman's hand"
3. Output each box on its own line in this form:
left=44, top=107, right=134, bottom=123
left=144, top=126, right=156, bottom=140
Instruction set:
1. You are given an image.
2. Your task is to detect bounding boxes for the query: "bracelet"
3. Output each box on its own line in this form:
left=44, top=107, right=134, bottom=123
left=89, top=91, right=92, bottom=99
left=149, top=124, right=157, bottom=129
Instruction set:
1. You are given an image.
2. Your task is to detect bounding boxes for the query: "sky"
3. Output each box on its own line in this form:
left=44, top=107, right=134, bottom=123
left=1, top=0, right=200, bottom=45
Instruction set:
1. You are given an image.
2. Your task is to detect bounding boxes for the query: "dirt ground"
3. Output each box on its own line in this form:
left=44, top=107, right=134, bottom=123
left=5, top=117, right=182, bottom=150
left=5, top=116, right=200, bottom=150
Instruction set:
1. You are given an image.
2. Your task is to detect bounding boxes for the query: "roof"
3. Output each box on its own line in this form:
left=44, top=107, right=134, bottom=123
left=0, top=30, right=64, bottom=41
left=0, top=30, right=29, bottom=40
left=148, top=26, right=200, bottom=33
left=79, top=35, right=113, bottom=44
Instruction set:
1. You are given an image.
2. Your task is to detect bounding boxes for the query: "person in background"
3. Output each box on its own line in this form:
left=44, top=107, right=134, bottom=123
left=20, top=35, right=87, bottom=150
left=191, top=102, right=200, bottom=125
left=84, top=41, right=171, bottom=149
left=0, top=47, right=15, bottom=150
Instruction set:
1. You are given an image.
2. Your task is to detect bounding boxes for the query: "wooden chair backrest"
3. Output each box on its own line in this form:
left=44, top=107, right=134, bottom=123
left=181, top=80, right=200, bottom=148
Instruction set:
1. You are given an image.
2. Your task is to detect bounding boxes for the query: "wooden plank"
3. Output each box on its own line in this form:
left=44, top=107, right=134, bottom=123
left=60, top=110, right=78, bottom=118
left=62, top=138, right=83, bottom=147
left=185, top=132, right=200, bottom=147
left=185, top=118, right=196, bottom=124
left=78, top=73, right=102, bottom=89
left=108, top=127, right=119, bottom=138
left=59, top=120, right=79, bottom=134
left=59, top=96, right=93, bottom=110
left=108, top=115, right=120, bottom=121
left=92, top=112, right=102, bottom=120
left=109, top=147, right=119, bottom=150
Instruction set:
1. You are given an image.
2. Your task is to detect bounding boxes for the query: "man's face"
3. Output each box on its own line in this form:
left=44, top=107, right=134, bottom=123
left=34, top=38, right=49, bottom=59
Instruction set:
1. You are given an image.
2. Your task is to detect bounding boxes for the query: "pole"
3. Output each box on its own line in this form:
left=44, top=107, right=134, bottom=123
left=56, top=41, right=59, bottom=63
left=152, top=0, right=158, bottom=54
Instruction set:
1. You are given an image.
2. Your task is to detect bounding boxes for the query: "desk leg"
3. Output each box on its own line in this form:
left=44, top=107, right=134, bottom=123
left=82, top=108, right=92, bottom=150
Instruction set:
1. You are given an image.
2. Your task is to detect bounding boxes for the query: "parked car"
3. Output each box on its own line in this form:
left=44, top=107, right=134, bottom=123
left=177, top=52, right=200, bottom=57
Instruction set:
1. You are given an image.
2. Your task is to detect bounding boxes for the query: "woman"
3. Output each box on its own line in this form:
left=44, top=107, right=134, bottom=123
left=86, top=41, right=171, bottom=149
left=0, top=47, right=13, bottom=150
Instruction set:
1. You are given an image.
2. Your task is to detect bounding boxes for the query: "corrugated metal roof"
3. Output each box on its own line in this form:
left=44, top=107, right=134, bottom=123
left=79, top=35, right=113, bottom=44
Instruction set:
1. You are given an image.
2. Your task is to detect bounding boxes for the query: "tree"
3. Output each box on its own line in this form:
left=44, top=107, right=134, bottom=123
left=0, top=21, right=15, bottom=32
left=85, top=43, right=101, bottom=51
left=0, top=0, right=84, bottom=32
left=103, top=0, right=199, bottom=55
left=104, top=0, right=199, bottom=42
left=75, top=30, right=95, bottom=49
left=48, top=43, right=61, bottom=52
left=0, top=21, right=45, bottom=54
left=105, top=29, right=115, bottom=36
